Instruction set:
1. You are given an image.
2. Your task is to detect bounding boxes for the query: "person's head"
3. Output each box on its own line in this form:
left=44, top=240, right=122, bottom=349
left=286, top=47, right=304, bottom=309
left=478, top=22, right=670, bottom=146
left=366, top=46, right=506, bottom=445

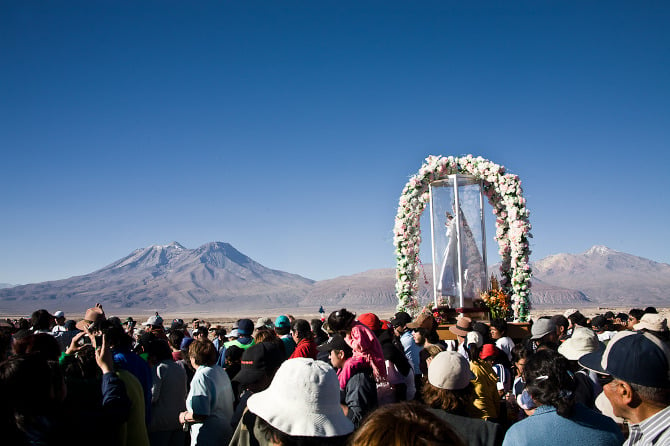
left=192, top=326, right=208, bottom=340
left=525, top=349, right=577, bottom=417
left=580, top=331, right=670, bottom=421
left=246, top=358, right=355, bottom=443
left=274, top=315, right=291, bottom=336
left=30, top=309, right=53, bottom=331
left=291, top=319, right=313, bottom=343
left=490, top=319, right=507, bottom=340
left=590, top=315, right=607, bottom=333
left=233, top=342, right=284, bottom=392
left=350, top=401, right=465, bottom=446
left=145, top=338, right=173, bottom=365
left=511, top=344, right=531, bottom=379
left=311, top=319, right=328, bottom=344
left=465, top=331, right=483, bottom=361
left=237, top=319, right=255, bottom=338
left=412, top=328, right=427, bottom=346
left=557, top=327, right=601, bottom=361
left=448, top=317, right=472, bottom=345
left=317, top=334, right=352, bottom=369
left=53, top=311, right=65, bottom=325
left=479, top=343, right=502, bottom=365
left=644, top=306, right=658, bottom=314
left=423, top=350, right=476, bottom=415
left=390, top=312, right=412, bottom=336
left=550, top=315, right=569, bottom=338
left=326, top=308, right=357, bottom=334
left=357, top=313, right=382, bottom=333
left=142, top=313, right=164, bottom=332
left=530, top=317, right=558, bottom=350
left=568, top=311, right=589, bottom=329
left=168, top=329, right=185, bottom=351
left=406, top=312, right=437, bottom=332
left=254, top=327, right=279, bottom=344
left=628, top=308, right=645, bottom=329
left=188, top=338, right=218, bottom=367
left=472, top=322, right=490, bottom=343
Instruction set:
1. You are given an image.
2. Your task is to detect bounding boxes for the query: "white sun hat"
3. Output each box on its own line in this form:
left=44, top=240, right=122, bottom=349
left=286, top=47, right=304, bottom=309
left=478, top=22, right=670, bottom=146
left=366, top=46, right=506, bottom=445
left=558, top=327, right=602, bottom=360
left=246, top=357, right=354, bottom=437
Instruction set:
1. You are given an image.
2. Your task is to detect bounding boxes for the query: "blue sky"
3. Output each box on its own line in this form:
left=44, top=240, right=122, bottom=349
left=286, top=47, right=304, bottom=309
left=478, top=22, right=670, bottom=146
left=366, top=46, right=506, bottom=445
left=2, top=1, right=669, bottom=285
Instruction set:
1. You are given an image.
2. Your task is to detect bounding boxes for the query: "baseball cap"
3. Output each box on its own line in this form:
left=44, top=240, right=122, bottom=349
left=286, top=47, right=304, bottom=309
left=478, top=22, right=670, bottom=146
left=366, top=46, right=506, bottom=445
left=579, top=331, right=670, bottom=388
left=143, top=313, right=164, bottom=327
left=274, top=315, right=291, bottom=329
left=428, top=351, right=475, bottom=390
left=531, top=318, right=556, bottom=340
left=479, top=343, right=501, bottom=360
left=233, top=342, right=284, bottom=385
left=317, top=334, right=352, bottom=356
left=237, top=319, right=254, bottom=336
left=54, top=311, right=65, bottom=319
left=226, top=329, right=239, bottom=338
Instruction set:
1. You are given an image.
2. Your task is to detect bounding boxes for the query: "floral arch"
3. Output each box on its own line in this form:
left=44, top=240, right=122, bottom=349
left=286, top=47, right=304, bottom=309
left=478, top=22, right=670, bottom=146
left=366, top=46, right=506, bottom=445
left=394, top=155, right=532, bottom=322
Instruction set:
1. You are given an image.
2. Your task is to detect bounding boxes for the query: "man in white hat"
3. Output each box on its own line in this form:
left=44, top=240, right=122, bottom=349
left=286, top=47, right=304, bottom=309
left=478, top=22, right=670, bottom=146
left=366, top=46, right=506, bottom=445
left=52, top=310, right=67, bottom=333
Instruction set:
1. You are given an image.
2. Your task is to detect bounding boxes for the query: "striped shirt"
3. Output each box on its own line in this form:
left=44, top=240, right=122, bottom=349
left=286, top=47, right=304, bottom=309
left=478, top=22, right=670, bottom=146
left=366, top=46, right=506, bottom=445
left=625, top=405, right=670, bottom=446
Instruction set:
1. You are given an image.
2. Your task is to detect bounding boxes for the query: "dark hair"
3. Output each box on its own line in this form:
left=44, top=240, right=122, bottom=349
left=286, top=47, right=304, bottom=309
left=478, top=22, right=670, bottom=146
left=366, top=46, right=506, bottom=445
left=30, top=309, right=52, bottom=331
left=146, top=339, right=173, bottom=362
left=327, top=309, right=356, bottom=333
left=644, top=307, right=658, bottom=314
left=168, top=330, right=185, bottom=350
left=254, top=328, right=278, bottom=344
left=255, top=415, right=350, bottom=446
left=568, top=311, right=589, bottom=328
left=311, top=319, right=328, bottom=345
left=189, top=339, right=218, bottom=366
left=13, top=333, right=61, bottom=361
left=524, top=349, right=576, bottom=418
left=472, top=322, right=490, bottom=343
left=349, top=401, right=465, bottom=446
left=551, top=315, right=569, bottom=332
left=291, top=319, right=313, bottom=341
left=629, top=308, right=645, bottom=320
left=422, top=381, right=475, bottom=416
left=490, top=318, right=508, bottom=335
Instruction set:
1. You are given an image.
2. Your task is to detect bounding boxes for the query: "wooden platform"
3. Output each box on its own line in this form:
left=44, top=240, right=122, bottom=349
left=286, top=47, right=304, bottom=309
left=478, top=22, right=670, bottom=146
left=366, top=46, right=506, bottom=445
left=437, top=322, right=531, bottom=342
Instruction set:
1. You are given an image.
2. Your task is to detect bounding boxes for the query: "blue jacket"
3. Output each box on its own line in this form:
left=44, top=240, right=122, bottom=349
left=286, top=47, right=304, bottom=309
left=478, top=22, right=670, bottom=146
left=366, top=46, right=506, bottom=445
left=503, top=404, right=624, bottom=446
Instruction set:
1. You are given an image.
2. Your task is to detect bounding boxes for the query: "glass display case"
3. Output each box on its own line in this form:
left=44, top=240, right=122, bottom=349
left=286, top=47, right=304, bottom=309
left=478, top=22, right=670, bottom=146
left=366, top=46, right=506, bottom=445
left=429, top=174, right=488, bottom=309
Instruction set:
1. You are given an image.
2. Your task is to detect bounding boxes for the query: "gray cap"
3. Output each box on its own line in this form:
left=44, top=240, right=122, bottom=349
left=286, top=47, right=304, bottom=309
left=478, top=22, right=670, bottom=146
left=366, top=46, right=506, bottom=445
left=531, top=318, right=556, bottom=340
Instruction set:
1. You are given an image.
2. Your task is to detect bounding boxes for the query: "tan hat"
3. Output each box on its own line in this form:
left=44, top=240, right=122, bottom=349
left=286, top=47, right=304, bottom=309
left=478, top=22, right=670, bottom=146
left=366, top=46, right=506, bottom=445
left=428, top=351, right=475, bottom=390
left=407, top=312, right=436, bottom=330
left=558, top=327, right=602, bottom=360
left=634, top=313, right=668, bottom=332
left=448, top=316, right=473, bottom=337
left=75, top=307, right=105, bottom=332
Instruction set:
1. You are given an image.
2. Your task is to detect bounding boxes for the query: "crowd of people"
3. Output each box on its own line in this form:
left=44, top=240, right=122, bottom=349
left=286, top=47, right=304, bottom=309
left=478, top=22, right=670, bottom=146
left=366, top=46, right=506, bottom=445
left=0, top=304, right=668, bottom=445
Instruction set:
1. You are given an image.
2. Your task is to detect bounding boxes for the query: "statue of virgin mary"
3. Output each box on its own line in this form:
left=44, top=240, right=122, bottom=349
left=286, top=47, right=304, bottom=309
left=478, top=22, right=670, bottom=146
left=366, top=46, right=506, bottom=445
left=437, top=208, right=486, bottom=306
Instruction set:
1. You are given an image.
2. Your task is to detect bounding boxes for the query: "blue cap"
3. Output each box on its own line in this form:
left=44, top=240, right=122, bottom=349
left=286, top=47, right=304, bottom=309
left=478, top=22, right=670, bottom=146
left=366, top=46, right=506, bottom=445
left=237, top=319, right=254, bottom=336
left=579, top=331, right=670, bottom=388
left=275, top=315, right=291, bottom=329
left=180, top=337, right=194, bottom=350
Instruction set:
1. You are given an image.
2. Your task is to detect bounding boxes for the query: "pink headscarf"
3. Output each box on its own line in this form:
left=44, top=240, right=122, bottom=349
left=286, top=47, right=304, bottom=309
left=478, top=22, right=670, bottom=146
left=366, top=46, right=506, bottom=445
left=338, top=321, right=387, bottom=389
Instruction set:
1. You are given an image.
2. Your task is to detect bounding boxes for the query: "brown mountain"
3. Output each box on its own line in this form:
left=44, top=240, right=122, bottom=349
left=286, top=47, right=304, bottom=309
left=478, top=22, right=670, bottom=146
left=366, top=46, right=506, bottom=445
left=0, top=243, right=666, bottom=315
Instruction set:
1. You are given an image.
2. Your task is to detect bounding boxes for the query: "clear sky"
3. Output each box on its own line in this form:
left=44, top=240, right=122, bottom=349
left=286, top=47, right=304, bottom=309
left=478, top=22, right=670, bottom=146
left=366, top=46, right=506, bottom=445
left=2, top=1, right=669, bottom=285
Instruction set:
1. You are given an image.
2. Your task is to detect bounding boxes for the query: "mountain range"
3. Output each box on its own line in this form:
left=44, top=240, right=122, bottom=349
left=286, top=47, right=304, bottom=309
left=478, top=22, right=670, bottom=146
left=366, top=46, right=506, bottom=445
left=0, top=242, right=668, bottom=315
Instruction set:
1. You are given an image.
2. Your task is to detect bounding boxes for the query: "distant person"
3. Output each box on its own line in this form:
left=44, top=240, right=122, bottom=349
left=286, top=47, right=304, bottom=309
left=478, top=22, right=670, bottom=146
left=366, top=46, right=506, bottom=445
left=288, top=319, right=317, bottom=359
left=179, top=339, right=234, bottom=446
left=274, top=315, right=296, bottom=359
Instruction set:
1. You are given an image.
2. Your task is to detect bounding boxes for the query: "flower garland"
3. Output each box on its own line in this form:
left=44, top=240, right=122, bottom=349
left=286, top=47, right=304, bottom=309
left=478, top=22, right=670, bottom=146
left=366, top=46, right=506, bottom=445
left=394, top=155, right=532, bottom=321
